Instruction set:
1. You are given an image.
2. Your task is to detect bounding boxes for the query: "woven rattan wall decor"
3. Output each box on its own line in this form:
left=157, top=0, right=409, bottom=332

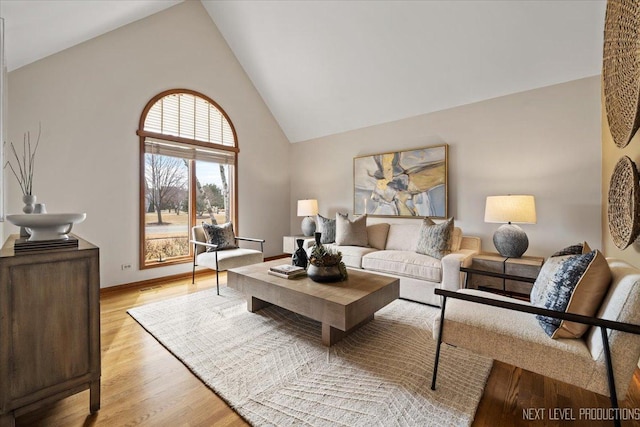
left=603, top=0, right=640, bottom=148
left=608, top=156, right=640, bottom=249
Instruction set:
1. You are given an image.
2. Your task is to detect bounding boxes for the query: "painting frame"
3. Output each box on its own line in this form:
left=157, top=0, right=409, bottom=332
left=353, top=144, right=448, bottom=218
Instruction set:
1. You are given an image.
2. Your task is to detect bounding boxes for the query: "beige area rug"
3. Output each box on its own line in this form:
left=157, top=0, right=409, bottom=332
left=128, top=287, right=493, bottom=426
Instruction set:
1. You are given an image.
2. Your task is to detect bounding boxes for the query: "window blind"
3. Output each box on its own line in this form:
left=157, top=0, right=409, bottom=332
left=144, top=92, right=235, bottom=147
left=144, top=137, right=235, bottom=164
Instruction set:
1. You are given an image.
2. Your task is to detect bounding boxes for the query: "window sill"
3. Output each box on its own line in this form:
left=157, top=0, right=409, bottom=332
left=141, top=256, right=191, bottom=270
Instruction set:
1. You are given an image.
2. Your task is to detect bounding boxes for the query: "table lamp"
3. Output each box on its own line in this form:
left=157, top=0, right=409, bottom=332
left=297, top=199, right=318, bottom=236
left=484, top=195, right=536, bottom=258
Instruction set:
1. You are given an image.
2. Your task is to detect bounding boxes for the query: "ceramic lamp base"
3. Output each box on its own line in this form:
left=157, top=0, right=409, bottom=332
left=301, top=216, right=316, bottom=237
left=493, top=223, right=529, bottom=258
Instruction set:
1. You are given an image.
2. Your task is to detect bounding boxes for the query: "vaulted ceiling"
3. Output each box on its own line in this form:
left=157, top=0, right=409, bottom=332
left=1, top=0, right=606, bottom=143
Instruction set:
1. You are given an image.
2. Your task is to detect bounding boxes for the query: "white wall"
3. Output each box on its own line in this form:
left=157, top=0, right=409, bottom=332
left=290, top=76, right=602, bottom=258
left=4, top=0, right=603, bottom=286
left=6, top=1, right=291, bottom=287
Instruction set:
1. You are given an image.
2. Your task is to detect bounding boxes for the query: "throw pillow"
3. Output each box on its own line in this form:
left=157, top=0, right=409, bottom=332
left=531, top=242, right=593, bottom=304
left=415, top=217, right=454, bottom=259
left=450, top=226, right=463, bottom=252
left=535, top=249, right=612, bottom=339
left=551, top=242, right=592, bottom=257
left=335, top=213, right=369, bottom=246
left=422, top=217, right=461, bottom=251
left=316, top=214, right=337, bottom=244
left=367, top=223, right=390, bottom=250
left=202, top=222, right=238, bottom=251
left=530, top=256, right=567, bottom=306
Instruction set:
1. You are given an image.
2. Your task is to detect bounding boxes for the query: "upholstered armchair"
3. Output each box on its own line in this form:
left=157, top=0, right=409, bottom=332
left=190, top=224, right=265, bottom=295
left=430, top=256, right=640, bottom=427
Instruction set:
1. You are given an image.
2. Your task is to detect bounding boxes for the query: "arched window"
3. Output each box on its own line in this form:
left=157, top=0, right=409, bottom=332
left=137, top=89, right=238, bottom=268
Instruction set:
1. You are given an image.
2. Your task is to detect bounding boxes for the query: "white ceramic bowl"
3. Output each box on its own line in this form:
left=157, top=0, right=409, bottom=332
left=7, top=213, right=86, bottom=241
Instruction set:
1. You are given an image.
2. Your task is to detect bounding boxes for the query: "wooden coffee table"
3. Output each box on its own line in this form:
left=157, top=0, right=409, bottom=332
left=227, top=259, right=399, bottom=346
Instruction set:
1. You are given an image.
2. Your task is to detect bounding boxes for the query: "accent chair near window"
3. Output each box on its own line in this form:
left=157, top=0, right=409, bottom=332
left=191, top=224, right=264, bottom=294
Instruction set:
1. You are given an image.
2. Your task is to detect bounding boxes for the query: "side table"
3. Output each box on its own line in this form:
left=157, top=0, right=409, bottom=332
left=463, top=253, right=544, bottom=300
left=282, top=235, right=315, bottom=254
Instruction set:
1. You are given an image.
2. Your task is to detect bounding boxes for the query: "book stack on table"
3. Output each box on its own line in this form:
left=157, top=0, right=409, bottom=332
left=268, top=264, right=307, bottom=279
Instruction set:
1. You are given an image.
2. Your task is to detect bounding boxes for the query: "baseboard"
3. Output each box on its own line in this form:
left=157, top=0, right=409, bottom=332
left=101, top=255, right=289, bottom=296
left=100, top=270, right=216, bottom=295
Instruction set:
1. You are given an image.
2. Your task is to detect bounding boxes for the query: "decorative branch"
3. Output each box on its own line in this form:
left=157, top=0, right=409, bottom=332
left=4, top=123, right=41, bottom=196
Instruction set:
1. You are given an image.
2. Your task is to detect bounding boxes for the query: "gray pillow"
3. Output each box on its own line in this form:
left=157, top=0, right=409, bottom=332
left=335, top=213, right=368, bottom=247
left=316, top=214, right=337, bottom=244
left=415, top=217, right=453, bottom=259
left=202, top=222, right=238, bottom=251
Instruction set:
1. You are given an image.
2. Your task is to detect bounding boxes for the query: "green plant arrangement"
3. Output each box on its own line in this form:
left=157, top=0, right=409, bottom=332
left=4, top=124, right=40, bottom=196
left=309, top=244, right=348, bottom=281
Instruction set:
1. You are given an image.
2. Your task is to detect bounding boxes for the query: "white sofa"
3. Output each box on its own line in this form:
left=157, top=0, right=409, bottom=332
left=306, top=218, right=480, bottom=306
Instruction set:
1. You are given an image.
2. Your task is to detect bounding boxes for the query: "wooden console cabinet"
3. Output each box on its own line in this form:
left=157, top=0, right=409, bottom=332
left=0, top=235, right=100, bottom=427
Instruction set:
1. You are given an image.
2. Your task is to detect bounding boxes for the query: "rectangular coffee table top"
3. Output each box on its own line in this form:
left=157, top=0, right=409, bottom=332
left=227, top=259, right=399, bottom=345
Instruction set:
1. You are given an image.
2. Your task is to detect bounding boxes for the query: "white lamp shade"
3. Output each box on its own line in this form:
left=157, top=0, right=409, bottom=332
left=297, top=199, right=318, bottom=217
left=484, top=195, right=536, bottom=224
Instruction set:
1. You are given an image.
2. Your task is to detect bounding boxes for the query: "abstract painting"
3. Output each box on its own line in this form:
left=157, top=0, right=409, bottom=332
left=354, top=144, right=448, bottom=218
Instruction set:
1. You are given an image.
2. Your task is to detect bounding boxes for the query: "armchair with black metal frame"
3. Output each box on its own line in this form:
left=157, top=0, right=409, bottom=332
left=430, top=260, right=640, bottom=427
left=190, top=224, right=265, bottom=295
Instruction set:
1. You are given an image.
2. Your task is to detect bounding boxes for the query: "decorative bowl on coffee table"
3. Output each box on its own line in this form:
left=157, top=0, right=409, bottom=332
left=307, top=264, right=343, bottom=283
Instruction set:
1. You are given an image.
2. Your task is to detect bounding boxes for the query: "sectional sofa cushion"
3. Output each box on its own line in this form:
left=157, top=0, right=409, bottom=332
left=385, top=224, right=420, bottom=251
left=202, top=222, right=237, bottom=251
left=335, top=213, right=368, bottom=246
left=415, top=217, right=454, bottom=259
left=316, top=214, right=337, bottom=244
left=534, top=250, right=612, bottom=339
left=362, top=250, right=442, bottom=283
left=323, top=244, right=378, bottom=269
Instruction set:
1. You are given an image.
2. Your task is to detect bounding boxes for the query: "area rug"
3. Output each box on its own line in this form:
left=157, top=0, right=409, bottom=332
left=128, top=287, right=493, bottom=426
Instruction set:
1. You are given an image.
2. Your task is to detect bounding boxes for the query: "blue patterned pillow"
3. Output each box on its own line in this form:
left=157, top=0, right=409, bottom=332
left=202, top=222, right=238, bottom=251
left=415, top=217, right=453, bottom=259
left=316, top=214, right=337, bottom=244
left=531, top=242, right=593, bottom=305
left=535, top=250, right=612, bottom=338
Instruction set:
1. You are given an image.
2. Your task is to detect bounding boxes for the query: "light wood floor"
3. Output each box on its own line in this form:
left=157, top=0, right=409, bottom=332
left=14, top=273, right=640, bottom=427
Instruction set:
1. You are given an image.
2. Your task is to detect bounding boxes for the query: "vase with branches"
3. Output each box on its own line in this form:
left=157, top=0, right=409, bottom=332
left=4, top=124, right=41, bottom=213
